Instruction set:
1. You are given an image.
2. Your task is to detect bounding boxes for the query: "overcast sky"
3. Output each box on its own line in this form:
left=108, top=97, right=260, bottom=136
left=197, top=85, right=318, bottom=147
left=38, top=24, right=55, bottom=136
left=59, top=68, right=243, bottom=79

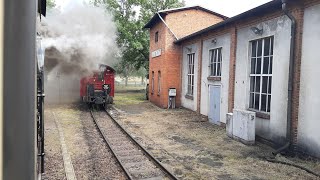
left=55, top=0, right=272, bottom=17
left=184, top=0, right=271, bottom=17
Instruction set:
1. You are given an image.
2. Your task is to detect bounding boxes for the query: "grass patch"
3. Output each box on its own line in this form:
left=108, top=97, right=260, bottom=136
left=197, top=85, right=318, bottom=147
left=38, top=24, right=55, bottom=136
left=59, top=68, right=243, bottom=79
left=114, top=92, right=146, bottom=106
left=115, top=85, right=145, bottom=92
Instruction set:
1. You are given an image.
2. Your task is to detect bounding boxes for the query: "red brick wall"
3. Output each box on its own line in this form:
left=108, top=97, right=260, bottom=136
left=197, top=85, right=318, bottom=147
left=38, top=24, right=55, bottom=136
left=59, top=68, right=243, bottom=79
left=148, top=9, right=225, bottom=108
left=165, top=9, right=225, bottom=39
left=196, top=40, right=203, bottom=113
left=149, top=21, right=167, bottom=107
left=228, top=26, right=237, bottom=112
left=289, top=3, right=304, bottom=150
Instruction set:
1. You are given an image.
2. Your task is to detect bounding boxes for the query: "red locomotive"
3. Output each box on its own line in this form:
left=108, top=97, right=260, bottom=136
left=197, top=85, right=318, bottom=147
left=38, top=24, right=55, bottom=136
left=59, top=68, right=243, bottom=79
left=80, top=64, right=115, bottom=107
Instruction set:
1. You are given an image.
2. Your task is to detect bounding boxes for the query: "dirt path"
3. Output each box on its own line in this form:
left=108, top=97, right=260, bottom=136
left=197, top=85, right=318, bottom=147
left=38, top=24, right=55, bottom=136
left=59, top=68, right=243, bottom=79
left=42, top=109, right=66, bottom=180
left=43, top=104, right=126, bottom=180
left=113, top=92, right=320, bottom=180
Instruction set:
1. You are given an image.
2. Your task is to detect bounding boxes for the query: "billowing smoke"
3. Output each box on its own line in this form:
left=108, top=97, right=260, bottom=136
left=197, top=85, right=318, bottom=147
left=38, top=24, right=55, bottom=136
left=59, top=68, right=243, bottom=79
left=39, top=2, right=119, bottom=104
left=40, top=2, right=119, bottom=77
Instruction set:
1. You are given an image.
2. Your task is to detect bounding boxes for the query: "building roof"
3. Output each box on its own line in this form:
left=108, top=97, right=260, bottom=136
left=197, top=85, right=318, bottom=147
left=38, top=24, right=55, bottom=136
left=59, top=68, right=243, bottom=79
left=175, top=0, right=282, bottom=44
left=143, top=5, right=228, bottom=29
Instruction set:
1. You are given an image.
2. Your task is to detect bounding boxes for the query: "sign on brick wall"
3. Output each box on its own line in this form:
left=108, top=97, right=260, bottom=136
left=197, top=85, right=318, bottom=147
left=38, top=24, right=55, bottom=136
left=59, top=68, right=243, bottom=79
left=152, top=49, right=161, bottom=58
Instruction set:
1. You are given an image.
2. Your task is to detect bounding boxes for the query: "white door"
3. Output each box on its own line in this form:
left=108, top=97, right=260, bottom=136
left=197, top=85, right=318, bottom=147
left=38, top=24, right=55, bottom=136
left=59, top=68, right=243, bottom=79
left=208, top=85, right=221, bottom=125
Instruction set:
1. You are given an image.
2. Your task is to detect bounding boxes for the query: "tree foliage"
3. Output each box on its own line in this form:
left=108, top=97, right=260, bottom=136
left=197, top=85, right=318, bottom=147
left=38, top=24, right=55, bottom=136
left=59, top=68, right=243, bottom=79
left=47, top=0, right=56, bottom=9
left=98, top=0, right=184, bottom=77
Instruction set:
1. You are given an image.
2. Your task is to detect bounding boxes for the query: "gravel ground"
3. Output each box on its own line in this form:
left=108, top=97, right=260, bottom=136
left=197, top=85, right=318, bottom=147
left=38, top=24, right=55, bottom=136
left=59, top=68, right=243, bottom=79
left=42, top=109, right=66, bottom=180
left=43, top=104, right=127, bottom=180
left=113, top=92, right=320, bottom=180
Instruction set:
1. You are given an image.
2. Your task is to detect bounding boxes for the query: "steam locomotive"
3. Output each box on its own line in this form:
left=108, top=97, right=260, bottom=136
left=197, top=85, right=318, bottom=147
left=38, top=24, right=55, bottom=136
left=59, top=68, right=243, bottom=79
left=80, top=64, right=115, bottom=107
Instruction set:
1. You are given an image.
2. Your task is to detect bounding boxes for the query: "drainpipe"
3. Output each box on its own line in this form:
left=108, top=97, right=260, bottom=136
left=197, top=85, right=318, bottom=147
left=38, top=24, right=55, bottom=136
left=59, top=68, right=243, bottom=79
left=157, top=12, right=178, bottom=40
left=273, top=0, right=296, bottom=155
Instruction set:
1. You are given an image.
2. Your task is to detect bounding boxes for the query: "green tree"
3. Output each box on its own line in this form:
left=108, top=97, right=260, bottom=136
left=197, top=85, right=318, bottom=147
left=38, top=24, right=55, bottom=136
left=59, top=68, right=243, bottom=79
left=103, top=0, right=184, bottom=76
left=47, top=0, right=56, bottom=9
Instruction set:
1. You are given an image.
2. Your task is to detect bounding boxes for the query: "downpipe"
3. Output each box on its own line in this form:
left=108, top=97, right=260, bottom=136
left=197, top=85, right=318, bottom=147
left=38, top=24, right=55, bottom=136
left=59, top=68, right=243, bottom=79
left=273, top=0, right=296, bottom=156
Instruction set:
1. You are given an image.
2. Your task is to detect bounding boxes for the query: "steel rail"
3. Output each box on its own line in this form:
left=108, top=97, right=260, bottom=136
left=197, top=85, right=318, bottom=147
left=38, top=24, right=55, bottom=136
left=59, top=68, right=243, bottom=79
left=104, top=107, right=179, bottom=180
left=89, top=108, right=133, bottom=180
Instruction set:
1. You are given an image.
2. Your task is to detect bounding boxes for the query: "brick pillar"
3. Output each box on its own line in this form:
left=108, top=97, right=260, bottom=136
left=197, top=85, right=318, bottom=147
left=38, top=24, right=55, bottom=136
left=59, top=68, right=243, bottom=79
left=228, top=26, right=237, bottom=113
left=290, top=7, right=304, bottom=150
left=197, top=39, right=203, bottom=113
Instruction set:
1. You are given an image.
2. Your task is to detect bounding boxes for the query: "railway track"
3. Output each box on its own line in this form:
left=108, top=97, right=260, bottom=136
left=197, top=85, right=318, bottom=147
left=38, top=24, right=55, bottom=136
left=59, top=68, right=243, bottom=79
left=89, top=106, right=178, bottom=180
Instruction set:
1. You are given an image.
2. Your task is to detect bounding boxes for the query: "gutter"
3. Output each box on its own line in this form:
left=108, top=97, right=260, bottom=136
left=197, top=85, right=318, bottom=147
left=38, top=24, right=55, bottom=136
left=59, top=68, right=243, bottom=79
left=157, top=12, right=178, bottom=40
left=273, top=0, right=296, bottom=155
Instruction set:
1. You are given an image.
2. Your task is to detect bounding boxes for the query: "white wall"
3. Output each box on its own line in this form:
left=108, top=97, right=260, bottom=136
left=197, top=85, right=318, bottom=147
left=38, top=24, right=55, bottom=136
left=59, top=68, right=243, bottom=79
left=234, top=16, right=291, bottom=144
left=181, top=43, right=198, bottom=111
left=298, top=4, right=320, bottom=158
left=200, top=34, right=231, bottom=124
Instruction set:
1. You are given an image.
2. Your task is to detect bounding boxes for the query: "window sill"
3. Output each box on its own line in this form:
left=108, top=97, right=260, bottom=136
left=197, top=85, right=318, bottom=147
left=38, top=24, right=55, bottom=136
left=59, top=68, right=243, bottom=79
left=207, top=76, right=221, bottom=81
left=248, top=109, right=270, bottom=119
left=185, top=94, right=194, bottom=100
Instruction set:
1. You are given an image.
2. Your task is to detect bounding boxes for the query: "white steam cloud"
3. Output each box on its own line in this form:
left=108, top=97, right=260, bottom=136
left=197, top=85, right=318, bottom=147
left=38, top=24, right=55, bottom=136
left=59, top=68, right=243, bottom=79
left=40, top=2, right=119, bottom=76
left=40, top=1, right=119, bottom=104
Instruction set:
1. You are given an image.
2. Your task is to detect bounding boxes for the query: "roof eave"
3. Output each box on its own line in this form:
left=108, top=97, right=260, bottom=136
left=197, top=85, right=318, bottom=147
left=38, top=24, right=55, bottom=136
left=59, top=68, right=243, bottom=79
left=174, top=0, right=282, bottom=44
left=143, top=5, right=228, bottom=29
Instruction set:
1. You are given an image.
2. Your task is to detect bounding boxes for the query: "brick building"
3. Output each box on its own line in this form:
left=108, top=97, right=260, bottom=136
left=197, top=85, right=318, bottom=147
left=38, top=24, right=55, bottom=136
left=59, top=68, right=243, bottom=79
left=145, top=0, right=320, bottom=158
left=144, top=6, right=227, bottom=108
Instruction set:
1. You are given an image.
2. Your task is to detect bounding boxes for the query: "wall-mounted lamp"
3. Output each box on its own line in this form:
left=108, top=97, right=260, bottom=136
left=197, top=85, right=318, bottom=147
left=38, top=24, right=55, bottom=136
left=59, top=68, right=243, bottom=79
left=211, top=38, right=217, bottom=44
left=250, top=27, right=263, bottom=35
left=186, top=47, right=192, bottom=52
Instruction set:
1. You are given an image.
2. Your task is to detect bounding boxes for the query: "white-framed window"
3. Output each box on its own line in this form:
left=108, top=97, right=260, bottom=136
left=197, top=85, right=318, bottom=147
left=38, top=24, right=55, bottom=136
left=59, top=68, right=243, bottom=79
left=158, top=71, right=161, bottom=95
left=249, top=36, right=274, bottom=113
left=151, top=71, right=154, bottom=94
left=187, top=53, right=195, bottom=96
left=209, top=48, right=222, bottom=77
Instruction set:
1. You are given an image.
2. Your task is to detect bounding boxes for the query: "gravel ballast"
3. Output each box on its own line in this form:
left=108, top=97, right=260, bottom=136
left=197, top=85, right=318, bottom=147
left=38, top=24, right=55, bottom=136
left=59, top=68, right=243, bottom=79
left=43, top=104, right=127, bottom=180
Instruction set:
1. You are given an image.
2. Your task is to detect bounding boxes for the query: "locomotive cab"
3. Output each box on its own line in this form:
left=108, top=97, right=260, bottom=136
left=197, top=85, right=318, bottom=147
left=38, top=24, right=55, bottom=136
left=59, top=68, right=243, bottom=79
left=80, top=64, right=115, bottom=106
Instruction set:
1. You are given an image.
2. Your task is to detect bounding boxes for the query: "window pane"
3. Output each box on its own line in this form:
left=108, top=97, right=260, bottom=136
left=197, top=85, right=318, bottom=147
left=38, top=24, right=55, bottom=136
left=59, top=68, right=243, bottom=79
left=250, top=77, right=255, bottom=93
left=251, top=41, right=257, bottom=57
left=254, top=94, right=260, bottom=110
left=213, top=49, right=217, bottom=63
left=217, top=63, right=221, bottom=76
left=264, top=37, right=271, bottom=56
left=191, top=54, right=194, bottom=63
left=270, top=37, right=274, bottom=55
left=256, top=57, right=262, bottom=74
left=210, top=64, right=214, bottom=76
left=251, top=58, right=256, bottom=74
left=192, top=76, right=194, bottom=86
left=257, top=39, right=263, bottom=57
left=250, top=93, right=254, bottom=108
left=192, top=64, right=194, bottom=74
left=255, top=76, right=260, bottom=93
left=261, top=94, right=267, bottom=112
left=210, top=50, right=213, bottom=63
left=269, top=56, right=273, bottom=74
left=268, top=77, right=272, bottom=94
left=263, top=57, right=269, bottom=74
left=262, top=76, right=268, bottom=93
left=218, top=48, right=222, bottom=63
left=267, top=95, right=271, bottom=112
